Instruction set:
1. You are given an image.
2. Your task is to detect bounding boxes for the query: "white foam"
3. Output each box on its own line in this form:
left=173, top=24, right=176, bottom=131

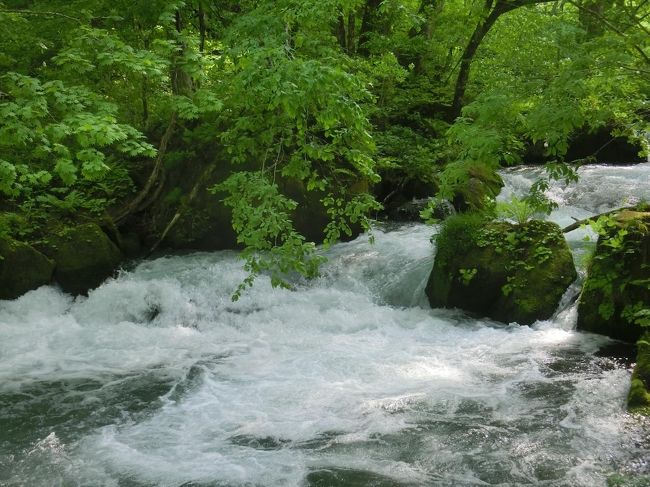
left=2, top=164, right=649, bottom=485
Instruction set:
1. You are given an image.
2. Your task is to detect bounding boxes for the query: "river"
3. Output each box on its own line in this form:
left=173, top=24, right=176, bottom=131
left=1, top=164, right=649, bottom=486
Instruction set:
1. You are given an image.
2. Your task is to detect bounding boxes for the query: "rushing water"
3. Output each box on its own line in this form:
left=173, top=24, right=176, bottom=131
left=1, top=164, right=650, bottom=486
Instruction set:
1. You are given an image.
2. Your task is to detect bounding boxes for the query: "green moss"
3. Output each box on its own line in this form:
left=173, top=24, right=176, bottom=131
left=433, top=212, right=489, bottom=270
left=453, top=163, right=504, bottom=211
left=427, top=218, right=577, bottom=325
left=0, top=235, right=54, bottom=300
left=578, top=210, right=650, bottom=342
left=43, top=223, right=123, bottom=295
left=628, top=336, right=650, bottom=415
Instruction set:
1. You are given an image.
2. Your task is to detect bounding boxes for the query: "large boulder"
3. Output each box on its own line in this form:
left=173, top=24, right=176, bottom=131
left=628, top=334, right=650, bottom=415
left=148, top=154, right=367, bottom=250
left=452, top=163, right=504, bottom=212
left=523, top=126, right=646, bottom=165
left=577, top=210, right=650, bottom=343
left=0, top=236, right=54, bottom=300
left=42, top=223, right=123, bottom=295
left=426, top=217, right=577, bottom=325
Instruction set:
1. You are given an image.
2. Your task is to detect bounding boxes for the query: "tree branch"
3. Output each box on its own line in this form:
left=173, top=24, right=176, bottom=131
left=562, top=206, right=635, bottom=233
left=0, top=8, right=82, bottom=23
left=567, top=0, right=650, bottom=67
left=450, top=0, right=560, bottom=119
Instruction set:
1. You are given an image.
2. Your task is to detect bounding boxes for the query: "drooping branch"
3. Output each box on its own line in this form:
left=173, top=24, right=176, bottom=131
left=148, top=165, right=215, bottom=254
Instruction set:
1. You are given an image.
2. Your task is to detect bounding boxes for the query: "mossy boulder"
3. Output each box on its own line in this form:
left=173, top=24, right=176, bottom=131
left=577, top=210, right=650, bottom=343
left=628, top=334, right=650, bottom=415
left=426, top=217, right=577, bottom=325
left=155, top=173, right=336, bottom=250
left=0, top=236, right=54, bottom=300
left=43, top=223, right=123, bottom=295
left=149, top=154, right=367, bottom=250
left=452, top=163, right=504, bottom=212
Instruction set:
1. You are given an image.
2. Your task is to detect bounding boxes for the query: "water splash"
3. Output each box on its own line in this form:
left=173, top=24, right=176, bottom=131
left=1, top=165, right=650, bottom=486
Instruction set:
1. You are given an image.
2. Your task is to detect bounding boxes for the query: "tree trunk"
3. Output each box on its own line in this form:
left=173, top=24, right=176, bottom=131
left=171, top=10, right=194, bottom=96
left=450, top=1, right=515, bottom=119
left=198, top=0, right=206, bottom=53
left=357, top=0, right=382, bottom=56
left=449, top=0, right=558, bottom=120
left=347, top=11, right=356, bottom=54
left=336, top=11, right=347, bottom=50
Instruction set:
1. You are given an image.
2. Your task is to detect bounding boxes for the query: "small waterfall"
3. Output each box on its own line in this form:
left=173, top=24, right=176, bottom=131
left=1, top=164, right=649, bottom=486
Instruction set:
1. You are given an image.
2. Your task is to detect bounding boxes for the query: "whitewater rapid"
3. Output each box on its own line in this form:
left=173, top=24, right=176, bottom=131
left=1, top=164, right=649, bottom=486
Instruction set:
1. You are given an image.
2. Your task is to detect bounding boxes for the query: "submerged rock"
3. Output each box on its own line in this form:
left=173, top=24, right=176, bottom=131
left=426, top=217, right=576, bottom=325
left=0, top=236, right=54, bottom=300
left=577, top=210, right=650, bottom=343
left=43, top=223, right=123, bottom=295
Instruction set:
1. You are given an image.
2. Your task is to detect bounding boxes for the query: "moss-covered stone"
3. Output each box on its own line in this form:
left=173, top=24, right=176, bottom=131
left=426, top=218, right=577, bottom=325
left=42, top=223, right=123, bottom=295
left=452, top=163, right=504, bottom=212
left=628, top=334, right=650, bottom=415
left=0, top=236, right=54, bottom=300
left=150, top=156, right=363, bottom=250
left=577, top=210, right=650, bottom=343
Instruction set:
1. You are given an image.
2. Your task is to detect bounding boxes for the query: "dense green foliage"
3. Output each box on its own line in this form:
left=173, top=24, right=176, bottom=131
left=1, top=0, right=648, bottom=292
left=577, top=209, right=650, bottom=342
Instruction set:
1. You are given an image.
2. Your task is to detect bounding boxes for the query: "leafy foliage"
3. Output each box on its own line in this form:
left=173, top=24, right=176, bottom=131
left=211, top=171, right=325, bottom=300
left=0, top=0, right=648, bottom=294
left=0, top=72, right=154, bottom=222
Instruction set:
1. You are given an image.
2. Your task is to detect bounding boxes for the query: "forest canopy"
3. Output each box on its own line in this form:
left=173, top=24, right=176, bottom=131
left=1, top=0, right=648, bottom=288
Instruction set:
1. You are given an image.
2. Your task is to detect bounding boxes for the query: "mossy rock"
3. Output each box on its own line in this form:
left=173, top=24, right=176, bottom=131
left=426, top=218, right=577, bottom=325
left=628, top=334, right=650, bottom=415
left=43, top=223, right=123, bottom=295
left=577, top=211, right=650, bottom=343
left=152, top=160, right=364, bottom=250
left=0, top=236, right=54, bottom=300
left=452, top=163, right=504, bottom=212
left=278, top=178, right=330, bottom=243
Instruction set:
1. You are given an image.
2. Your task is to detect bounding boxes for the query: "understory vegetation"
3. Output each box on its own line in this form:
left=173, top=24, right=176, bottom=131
left=0, top=0, right=649, bottom=287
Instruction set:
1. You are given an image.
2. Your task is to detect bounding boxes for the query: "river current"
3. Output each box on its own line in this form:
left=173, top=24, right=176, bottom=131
left=1, top=164, right=649, bottom=486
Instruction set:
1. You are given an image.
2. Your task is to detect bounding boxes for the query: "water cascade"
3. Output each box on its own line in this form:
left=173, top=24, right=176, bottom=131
left=1, top=164, right=649, bottom=486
